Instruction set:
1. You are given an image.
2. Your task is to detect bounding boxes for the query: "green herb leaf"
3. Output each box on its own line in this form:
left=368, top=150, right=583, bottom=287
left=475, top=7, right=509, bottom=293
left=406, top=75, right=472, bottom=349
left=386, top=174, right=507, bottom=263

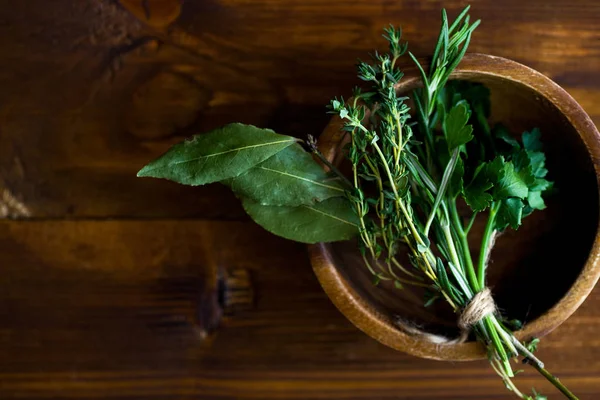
left=528, top=151, right=548, bottom=178
left=494, top=161, right=529, bottom=200
left=242, top=197, right=359, bottom=244
left=533, top=392, right=548, bottom=400
left=464, top=164, right=493, bottom=212
left=435, top=258, right=451, bottom=293
left=527, top=190, right=546, bottom=210
left=530, top=178, right=552, bottom=192
left=454, top=81, right=491, bottom=118
left=443, top=101, right=474, bottom=151
left=496, top=198, right=524, bottom=230
left=423, top=289, right=440, bottom=307
left=137, top=123, right=296, bottom=185
left=417, top=243, right=429, bottom=253
left=522, top=128, right=543, bottom=152
left=526, top=338, right=540, bottom=353
left=226, top=144, right=345, bottom=207
left=493, top=124, right=520, bottom=149
left=512, top=150, right=536, bottom=186
left=449, top=156, right=464, bottom=198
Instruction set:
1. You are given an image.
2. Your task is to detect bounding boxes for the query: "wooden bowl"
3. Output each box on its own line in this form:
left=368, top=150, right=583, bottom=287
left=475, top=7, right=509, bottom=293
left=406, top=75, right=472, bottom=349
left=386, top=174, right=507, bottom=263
left=308, top=53, right=600, bottom=361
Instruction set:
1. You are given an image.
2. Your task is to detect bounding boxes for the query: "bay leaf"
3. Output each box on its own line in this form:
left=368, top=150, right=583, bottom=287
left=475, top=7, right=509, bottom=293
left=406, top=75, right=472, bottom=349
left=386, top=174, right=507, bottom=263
left=226, top=144, right=345, bottom=207
left=242, top=197, right=359, bottom=244
left=137, top=123, right=296, bottom=185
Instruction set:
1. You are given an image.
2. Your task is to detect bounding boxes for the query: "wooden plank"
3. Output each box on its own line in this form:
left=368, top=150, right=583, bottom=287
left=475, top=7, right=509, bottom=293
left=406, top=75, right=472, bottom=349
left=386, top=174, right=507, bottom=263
left=0, top=0, right=598, bottom=218
left=1, top=219, right=600, bottom=399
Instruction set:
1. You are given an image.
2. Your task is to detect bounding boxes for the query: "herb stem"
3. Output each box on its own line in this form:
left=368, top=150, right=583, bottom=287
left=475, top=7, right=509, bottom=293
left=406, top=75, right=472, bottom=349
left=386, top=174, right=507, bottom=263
left=372, top=141, right=430, bottom=252
left=528, top=361, right=579, bottom=400
left=510, top=335, right=544, bottom=369
left=309, top=144, right=353, bottom=189
left=391, top=257, right=424, bottom=281
left=373, top=142, right=399, bottom=196
left=448, top=200, right=478, bottom=291
left=484, top=316, right=512, bottom=376
left=441, top=224, right=462, bottom=276
left=490, top=317, right=518, bottom=358
left=464, top=211, right=477, bottom=235
left=424, top=148, right=459, bottom=236
left=477, top=201, right=500, bottom=288
left=490, top=358, right=529, bottom=399
left=349, top=129, right=376, bottom=260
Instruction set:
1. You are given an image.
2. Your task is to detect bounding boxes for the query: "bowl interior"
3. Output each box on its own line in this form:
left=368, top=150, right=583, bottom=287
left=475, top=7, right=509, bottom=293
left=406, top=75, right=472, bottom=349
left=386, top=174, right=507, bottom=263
left=326, top=72, right=599, bottom=341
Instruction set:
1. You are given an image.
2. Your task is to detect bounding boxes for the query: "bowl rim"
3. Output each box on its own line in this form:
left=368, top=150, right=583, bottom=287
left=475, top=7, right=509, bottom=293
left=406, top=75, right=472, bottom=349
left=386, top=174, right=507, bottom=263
left=308, top=53, right=600, bottom=361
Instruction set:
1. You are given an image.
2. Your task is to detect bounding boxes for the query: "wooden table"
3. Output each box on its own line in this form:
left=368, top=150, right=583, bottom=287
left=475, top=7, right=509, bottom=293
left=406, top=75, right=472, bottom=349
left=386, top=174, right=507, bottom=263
left=1, top=1, right=599, bottom=398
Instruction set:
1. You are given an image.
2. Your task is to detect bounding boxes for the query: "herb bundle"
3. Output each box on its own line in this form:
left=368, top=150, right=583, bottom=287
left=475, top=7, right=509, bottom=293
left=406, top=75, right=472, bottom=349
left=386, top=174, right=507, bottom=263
left=138, top=6, right=576, bottom=399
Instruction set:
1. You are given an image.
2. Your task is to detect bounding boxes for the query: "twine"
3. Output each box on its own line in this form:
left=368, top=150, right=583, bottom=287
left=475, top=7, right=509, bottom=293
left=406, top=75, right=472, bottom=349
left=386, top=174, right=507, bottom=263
left=396, top=287, right=496, bottom=345
left=455, top=287, right=496, bottom=343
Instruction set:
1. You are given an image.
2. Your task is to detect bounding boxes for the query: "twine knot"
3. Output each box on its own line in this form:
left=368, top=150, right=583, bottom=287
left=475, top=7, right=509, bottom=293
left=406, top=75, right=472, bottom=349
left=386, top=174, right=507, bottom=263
left=395, top=287, right=497, bottom=345
left=459, top=287, right=496, bottom=331
left=455, top=287, right=496, bottom=343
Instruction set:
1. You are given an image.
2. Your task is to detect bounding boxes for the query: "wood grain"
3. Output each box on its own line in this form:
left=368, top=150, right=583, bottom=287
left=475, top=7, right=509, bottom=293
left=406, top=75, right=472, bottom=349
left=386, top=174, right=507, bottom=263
left=1, top=0, right=600, bottom=398
left=2, top=220, right=600, bottom=399
left=0, top=0, right=598, bottom=218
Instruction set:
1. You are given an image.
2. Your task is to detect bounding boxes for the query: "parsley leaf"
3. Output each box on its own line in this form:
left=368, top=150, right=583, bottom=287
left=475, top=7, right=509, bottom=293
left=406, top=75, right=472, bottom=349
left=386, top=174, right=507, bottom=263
left=530, top=178, right=552, bottom=192
left=527, top=190, right=546, bottom=210
left=496, top=198, right=524, bottom=230
left=493, top=124, right=520, bottom=149
left=522, top=128, right=543, bottom=151
left=528, top=151, right=548, bottom=178
left=494, top=161, right=529, bottom=200
left=512, top=150, right=536, bottom=187
left=443, top=101, right=474, bottom=151
left=464, top=164, right=493, bottom=211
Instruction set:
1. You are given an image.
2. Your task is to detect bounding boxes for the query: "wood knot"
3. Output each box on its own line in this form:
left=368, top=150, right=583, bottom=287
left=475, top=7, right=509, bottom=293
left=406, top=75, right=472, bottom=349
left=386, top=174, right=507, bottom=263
left=221, top=268, right=254, bottom=315
left=118, top=0, right=182, bottom=29
left=126, top=72, right=211, bottom=140
left=196, top=268, right=254, bottom=339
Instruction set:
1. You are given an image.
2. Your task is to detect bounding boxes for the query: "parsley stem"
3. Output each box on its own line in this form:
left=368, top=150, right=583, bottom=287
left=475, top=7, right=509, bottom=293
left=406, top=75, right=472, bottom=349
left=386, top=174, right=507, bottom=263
left=490, top=317, right=518, bottom=358
left=448, top=200, right=478, bottom=291
left=441, top=224, right=463, bottom=277
left=477, top=201, right=501, bottom=288
left=464, top=211, right=477, bottom=234
left=484, top=316, right=512, bottom=375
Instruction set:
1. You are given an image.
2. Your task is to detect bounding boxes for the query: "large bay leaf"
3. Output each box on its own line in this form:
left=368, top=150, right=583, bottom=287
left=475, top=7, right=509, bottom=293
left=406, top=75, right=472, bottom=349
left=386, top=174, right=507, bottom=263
left=242, top=197, right=359, bottom=244
left=226, top=144, right=345, bottom=207
left=137, top=124, right=296, bottom=185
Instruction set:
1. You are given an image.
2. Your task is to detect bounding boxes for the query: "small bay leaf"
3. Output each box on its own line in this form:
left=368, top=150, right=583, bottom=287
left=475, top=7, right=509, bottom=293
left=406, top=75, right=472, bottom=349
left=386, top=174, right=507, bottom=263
left=137, top=123, right=296, bottom=185
left=226, top=144, right=345, bottom=206
left=242, top=197, right=359, bottom=244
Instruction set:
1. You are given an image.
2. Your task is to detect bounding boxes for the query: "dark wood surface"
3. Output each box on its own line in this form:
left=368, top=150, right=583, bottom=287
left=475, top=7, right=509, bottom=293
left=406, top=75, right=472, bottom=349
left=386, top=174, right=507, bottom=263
left=1, top=1, right=599, bottom=398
